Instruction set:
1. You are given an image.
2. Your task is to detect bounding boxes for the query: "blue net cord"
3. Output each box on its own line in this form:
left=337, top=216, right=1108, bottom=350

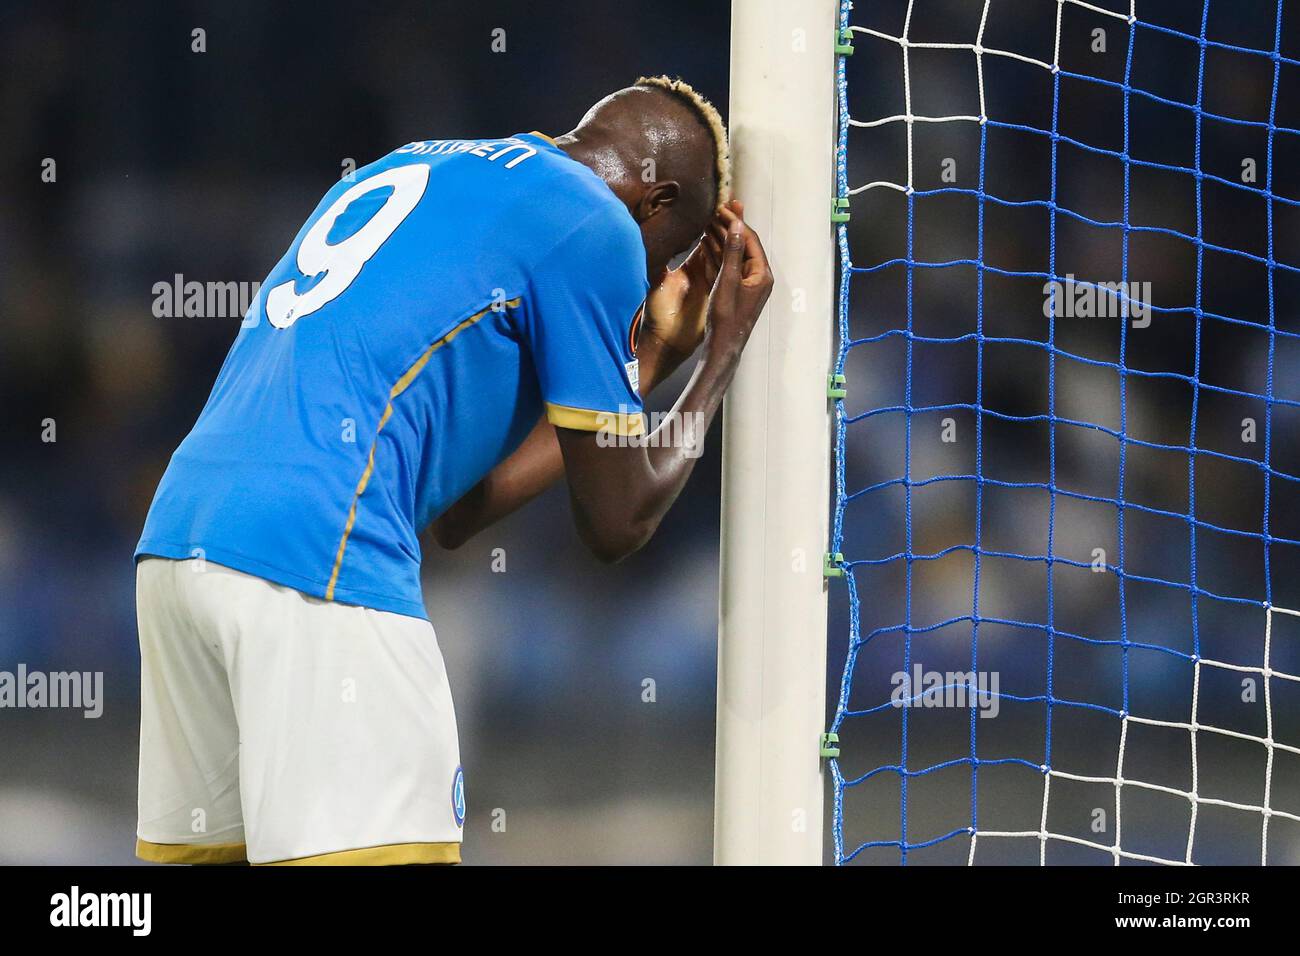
left=829, top=0, right=1299, bottom=865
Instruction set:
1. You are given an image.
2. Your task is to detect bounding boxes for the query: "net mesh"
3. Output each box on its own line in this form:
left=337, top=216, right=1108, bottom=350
left=829, top=0, right=1300, bottom=864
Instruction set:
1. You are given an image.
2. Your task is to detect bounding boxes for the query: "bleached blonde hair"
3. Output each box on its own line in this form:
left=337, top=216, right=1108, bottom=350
left=635, top=75, right=731, bottom=208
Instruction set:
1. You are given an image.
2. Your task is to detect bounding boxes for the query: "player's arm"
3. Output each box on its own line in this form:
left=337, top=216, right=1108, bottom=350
left=557, top=215, right=771, bottom=562
left=426, top=331, right=688, bottom=550
left=427, top=207, right=731, bottom=550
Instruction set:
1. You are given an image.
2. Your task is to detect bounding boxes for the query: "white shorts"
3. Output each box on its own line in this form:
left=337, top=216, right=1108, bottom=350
left=135, top=557, right=463, bottom=865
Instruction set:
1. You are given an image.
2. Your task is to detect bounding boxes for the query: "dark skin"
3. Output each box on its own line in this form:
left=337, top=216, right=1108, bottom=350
left=428, top=87, right=773, bottom=562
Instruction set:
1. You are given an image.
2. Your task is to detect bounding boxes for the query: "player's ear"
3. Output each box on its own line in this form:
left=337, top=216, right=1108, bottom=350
left=634, top=180, right=680, bottom=224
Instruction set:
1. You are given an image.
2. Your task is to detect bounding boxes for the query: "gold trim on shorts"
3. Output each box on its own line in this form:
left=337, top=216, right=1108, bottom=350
left=258, top=842, right=462, bottom=866
left=136, top=838, right=249, bottom=865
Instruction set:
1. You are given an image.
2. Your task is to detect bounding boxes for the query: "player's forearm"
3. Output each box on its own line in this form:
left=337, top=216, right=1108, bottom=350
left=563, top=333, right=744, bottom=562
left=648, top=331, right=738, bottom=461
left=637, top=329, right=696, bottom=391
left=560, top=213, right=772, bottom=564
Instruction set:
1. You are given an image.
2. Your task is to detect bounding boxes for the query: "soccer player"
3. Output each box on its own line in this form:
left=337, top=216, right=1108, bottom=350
left=134, top=76, right=772, bottom=865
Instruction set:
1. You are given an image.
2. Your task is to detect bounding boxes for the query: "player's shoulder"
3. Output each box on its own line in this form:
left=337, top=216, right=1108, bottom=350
left=377, top=132, right=594, bottom=200
left=504, top=134, right=637, bottom=241
left=371, top=132, right=639, bottom=262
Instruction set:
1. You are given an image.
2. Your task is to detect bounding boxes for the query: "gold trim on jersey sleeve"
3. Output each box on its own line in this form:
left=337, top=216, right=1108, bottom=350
left=546, top=402, right=646, bottom=437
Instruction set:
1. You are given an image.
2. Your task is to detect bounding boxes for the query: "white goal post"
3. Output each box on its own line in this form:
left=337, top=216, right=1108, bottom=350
left=714, top=0, right=838, bottom=865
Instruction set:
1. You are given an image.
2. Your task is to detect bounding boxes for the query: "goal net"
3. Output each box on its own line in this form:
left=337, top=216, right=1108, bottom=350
left=828, top=0, right=1300, bottom=864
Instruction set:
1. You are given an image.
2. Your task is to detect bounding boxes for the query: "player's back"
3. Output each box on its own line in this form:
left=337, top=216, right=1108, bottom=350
left=137, top=132, right=648, bottom=620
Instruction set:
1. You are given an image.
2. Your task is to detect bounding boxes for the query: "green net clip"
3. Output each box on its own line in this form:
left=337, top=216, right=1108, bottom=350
left=831, top=197, right=851, bottom=222
left=820, top=732, right=841, bottom=758
left=823, top=552, right=845, bottom=578
left=827, top=372, right=847, bottom=399
left=835, top=28, right=855, bottom=56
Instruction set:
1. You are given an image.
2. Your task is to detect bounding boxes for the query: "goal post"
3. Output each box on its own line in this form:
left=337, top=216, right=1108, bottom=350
left=714, top=0, right=838, bottom=865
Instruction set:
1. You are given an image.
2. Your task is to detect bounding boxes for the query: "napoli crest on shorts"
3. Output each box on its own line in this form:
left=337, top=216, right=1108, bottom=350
left=451, top=766, right=466, bottom=827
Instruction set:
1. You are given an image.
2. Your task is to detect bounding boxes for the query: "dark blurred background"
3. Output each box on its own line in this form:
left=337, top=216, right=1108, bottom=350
left=4, top=0, right=1300, bottom=867
left=0, top=0, right=730, bottom=864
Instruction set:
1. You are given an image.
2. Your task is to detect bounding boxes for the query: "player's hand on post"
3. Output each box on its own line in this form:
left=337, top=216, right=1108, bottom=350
left=705, top=202, right=773, bottom=359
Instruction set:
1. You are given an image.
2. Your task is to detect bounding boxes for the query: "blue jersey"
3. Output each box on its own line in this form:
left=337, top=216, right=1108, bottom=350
left=137, top=133, right=648, bottom=620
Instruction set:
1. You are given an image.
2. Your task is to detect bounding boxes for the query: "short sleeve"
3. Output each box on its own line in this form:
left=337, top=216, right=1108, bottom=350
left=524, top=204, right=649, bottom=437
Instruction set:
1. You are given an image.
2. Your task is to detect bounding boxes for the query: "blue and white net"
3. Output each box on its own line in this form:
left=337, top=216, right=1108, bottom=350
left=829, top=0, right=1300, bottom=864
